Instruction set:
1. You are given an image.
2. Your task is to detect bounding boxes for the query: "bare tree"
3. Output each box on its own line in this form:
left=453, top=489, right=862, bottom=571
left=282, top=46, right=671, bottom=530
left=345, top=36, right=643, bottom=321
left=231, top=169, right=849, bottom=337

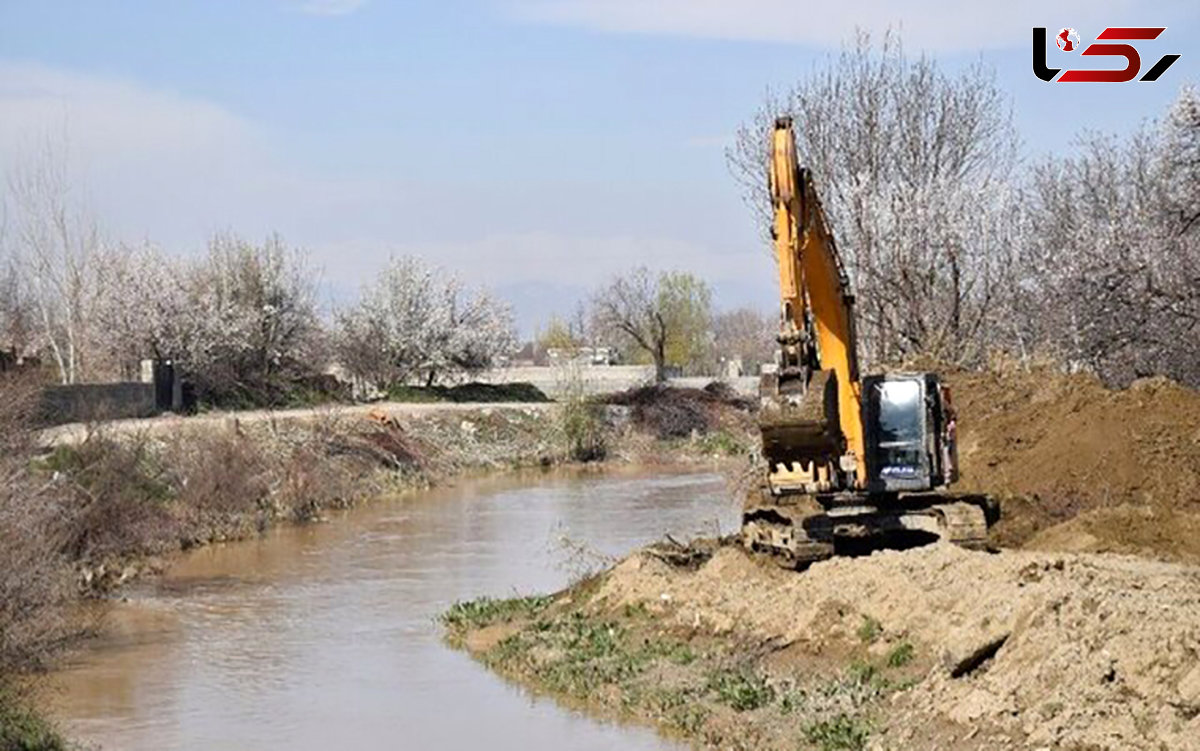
left=711, top=307, right=776, bottom=374
left=591, top=267, right=712, bottom=381
left=4, top=131, right=101, bottom=383
left=728, top=31, right=1019, bottom=366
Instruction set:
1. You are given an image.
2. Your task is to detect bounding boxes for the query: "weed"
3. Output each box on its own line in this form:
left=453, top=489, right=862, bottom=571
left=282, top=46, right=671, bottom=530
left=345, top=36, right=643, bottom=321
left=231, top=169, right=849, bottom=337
left=779, top=686, right=808, bottom=715
left=556, top=365, right=608, bottom=461
left=706, top=668, right=776, bottom=711
left=0, top=686, right=66, bottom=751
left=803, top=714, right=870, bottom=751
left=622, top=602, right=650, bottom=620
left=886, top=642, right=915, bottom=668
left=696, top=429, right=749, bottom=456
left=642, top=637, right=697, bottom=666
left=668, top=703, right=710, bottom=734
left=847, top=659, right=877, bottom=686
left=667, top=643, right=697, bottom=666
left=856, top=616, right=882, bottom=644
left=440, top=595, right=553, bottom=631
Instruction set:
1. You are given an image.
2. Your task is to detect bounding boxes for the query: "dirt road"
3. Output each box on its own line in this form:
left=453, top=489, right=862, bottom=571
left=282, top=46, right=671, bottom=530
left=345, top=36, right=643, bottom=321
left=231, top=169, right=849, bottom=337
left=39, top=401, right=556, bottom=446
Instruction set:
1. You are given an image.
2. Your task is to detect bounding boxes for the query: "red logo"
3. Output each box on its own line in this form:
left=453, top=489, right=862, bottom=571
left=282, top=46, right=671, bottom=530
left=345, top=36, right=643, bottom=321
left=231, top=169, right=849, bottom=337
left=1056, top=28, right=1079, bottom=51
left=1033, top=27, right=1181, bottom=82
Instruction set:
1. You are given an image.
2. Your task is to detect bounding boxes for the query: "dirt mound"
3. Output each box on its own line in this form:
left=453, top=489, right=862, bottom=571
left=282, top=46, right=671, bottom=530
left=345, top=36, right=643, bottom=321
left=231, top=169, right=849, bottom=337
left=596, top=543, right=1200, bottom=750
left=947, top=367, right=1200, bottom=559
left=603, top=384, right=753, bottom=439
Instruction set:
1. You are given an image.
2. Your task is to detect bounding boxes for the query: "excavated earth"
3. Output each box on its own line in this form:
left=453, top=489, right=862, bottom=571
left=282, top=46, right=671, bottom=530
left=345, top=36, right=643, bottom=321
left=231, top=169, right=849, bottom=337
left=948, top=367, right=1200, bottom=561
left=450, top=369, right=1200, bottom=750
left=600, top=543, right=1200, bottom=750
left=456, top=543, right=1200, bottom=751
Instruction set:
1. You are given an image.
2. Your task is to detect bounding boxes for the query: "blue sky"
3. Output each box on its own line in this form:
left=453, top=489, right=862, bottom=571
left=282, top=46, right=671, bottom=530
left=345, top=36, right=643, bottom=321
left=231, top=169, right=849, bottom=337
left=1, top=0, right=1197, bottom=335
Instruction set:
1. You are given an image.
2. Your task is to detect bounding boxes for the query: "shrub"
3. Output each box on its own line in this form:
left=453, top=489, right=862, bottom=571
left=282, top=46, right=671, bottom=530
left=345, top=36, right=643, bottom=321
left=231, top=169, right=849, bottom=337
left=44, top=434, right=178, bottom=562
left=0, top=685, right=65, bottom=751
left=165, top=432, right=272, bottom=536
left=556, top=366, right=607, bottom=461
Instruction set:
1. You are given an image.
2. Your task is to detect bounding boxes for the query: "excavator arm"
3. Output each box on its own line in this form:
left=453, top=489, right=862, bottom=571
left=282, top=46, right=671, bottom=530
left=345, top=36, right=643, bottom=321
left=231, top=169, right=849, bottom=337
left=761, top=117, right=865, bottom=492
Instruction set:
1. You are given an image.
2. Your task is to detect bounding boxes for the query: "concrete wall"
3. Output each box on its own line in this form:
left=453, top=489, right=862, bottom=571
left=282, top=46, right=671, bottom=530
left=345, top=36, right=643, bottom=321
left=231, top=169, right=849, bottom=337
left=478, top=365, right=758, bottom=399
left=40, top=382, right=158, bottom=426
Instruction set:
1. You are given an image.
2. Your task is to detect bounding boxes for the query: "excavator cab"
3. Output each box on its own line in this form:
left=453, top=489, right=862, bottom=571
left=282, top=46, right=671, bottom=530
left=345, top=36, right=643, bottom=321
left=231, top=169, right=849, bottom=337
left=861, top=374, right=958, bottom=494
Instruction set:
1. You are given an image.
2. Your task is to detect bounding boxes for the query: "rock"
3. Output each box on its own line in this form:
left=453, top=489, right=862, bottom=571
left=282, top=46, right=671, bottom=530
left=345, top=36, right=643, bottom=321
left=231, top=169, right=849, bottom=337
left=949, top=688, right=1001, bottom=723
left=1178, top=663, right=1200, bottom=707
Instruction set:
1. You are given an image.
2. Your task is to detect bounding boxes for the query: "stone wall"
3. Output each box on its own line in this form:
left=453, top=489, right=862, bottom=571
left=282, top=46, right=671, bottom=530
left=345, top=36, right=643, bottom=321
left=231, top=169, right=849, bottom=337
left=40, top=382, right=158, bottom=425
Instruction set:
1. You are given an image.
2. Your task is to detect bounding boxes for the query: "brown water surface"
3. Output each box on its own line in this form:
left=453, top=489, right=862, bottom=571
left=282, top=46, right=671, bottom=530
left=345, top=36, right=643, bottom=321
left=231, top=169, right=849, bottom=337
left=51, top=467, right=738, bottom=750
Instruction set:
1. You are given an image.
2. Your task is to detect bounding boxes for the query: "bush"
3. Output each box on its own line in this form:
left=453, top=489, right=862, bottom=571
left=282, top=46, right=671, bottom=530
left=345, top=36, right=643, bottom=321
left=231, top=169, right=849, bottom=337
left=0, top=685, right=65, bottom=751
left=0, top=377, right=77, bottom=748
left=43, top=434, right=178, bottom=562
left=556, top=368, right=607, bottom=461
left=165, top=432, right=272, bottom=536
left=385, top=382, right=549, bottom=404
left=803, top=713, right=871, bottom=751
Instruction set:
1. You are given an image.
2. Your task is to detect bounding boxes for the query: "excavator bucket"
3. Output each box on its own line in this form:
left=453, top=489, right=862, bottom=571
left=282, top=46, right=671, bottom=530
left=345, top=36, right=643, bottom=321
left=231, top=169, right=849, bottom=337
left=759, top=368, right=843, bottom=474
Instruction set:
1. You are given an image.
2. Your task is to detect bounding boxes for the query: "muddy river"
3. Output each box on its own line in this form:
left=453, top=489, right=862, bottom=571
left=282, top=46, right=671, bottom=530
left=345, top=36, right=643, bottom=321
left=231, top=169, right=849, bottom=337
left=51, top=468, right=739, bottom=750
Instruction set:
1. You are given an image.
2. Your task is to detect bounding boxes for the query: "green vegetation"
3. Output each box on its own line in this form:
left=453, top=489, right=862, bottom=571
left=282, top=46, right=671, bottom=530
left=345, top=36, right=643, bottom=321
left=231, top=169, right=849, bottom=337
left=706, top=668, right=776, bottom=711
left=886, top=641, right=915, bottom=668
left=442, top=594, right=926, bottom=751
left=856, top=616, right=882, bottom=644
left=441, top=595, right=554, bottom=632
left=694, top=428, right=750, bottom=456
left=0, top=688, right=66, bottom=751
left=555, top=367, right=607, bottom=462
left=803, top=713, right=871, bottom=751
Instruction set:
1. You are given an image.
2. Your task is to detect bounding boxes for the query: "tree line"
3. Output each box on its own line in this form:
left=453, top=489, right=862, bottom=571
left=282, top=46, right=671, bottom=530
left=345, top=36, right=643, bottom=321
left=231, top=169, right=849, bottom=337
left=729, top=32, right=1200, bottom=388
left=3, top=34, right=1197, bottom=400
left=0, top=149, right=518, bottom=407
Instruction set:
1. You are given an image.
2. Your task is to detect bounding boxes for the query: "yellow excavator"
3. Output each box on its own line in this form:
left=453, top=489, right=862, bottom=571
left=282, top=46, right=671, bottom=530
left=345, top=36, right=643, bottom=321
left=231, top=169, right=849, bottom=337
left=742, top=118, right=994, bottom=567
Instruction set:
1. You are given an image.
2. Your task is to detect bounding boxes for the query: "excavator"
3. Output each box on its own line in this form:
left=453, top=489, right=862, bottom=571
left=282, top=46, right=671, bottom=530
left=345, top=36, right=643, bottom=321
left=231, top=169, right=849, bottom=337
left=742, top=117, right=994, bottom=567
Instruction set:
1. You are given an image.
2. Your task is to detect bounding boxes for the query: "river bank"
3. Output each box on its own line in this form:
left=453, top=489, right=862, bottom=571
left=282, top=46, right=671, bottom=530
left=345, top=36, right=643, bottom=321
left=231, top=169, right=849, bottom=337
left=444, top=540, right=1200, bottom=751
left=1, top=383, right=755, bottom=750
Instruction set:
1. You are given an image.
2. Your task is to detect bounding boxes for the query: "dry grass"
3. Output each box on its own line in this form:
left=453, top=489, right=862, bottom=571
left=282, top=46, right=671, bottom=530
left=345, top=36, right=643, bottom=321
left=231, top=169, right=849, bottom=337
left=0, top=375, right=77, bottom=676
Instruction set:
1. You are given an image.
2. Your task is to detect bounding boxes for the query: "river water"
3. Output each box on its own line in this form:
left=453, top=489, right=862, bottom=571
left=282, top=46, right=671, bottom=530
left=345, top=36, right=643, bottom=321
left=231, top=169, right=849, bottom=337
left=50, top=468, right=739, bottom=750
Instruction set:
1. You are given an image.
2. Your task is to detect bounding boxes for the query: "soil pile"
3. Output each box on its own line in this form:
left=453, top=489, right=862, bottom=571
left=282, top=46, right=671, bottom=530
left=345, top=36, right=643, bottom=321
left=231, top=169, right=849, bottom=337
left=593, top=543, right=1200, bottom=750
left=604, top=383, right=755, bottom=440
left=946, top=367, right=1200, bottom=560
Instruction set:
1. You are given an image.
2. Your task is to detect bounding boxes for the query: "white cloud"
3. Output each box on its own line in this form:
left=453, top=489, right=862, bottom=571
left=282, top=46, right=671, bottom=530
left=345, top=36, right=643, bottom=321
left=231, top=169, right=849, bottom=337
left=289, top=0, right=368, bottom=16
left=0, top=63, right=773, bottom=331
left=508, top=0, right=1192, bottom=51
left=0, top=62, right=276, bottom=247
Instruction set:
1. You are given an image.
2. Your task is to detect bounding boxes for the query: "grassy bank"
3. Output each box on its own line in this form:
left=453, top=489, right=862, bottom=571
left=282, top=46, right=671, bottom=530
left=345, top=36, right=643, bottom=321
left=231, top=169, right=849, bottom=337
left=441, top=576, right=922, bottom=751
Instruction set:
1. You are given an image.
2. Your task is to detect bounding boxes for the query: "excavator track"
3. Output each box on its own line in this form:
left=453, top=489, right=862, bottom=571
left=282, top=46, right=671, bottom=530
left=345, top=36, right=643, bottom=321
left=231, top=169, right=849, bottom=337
left=742, top=493, right=993, bottom=569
